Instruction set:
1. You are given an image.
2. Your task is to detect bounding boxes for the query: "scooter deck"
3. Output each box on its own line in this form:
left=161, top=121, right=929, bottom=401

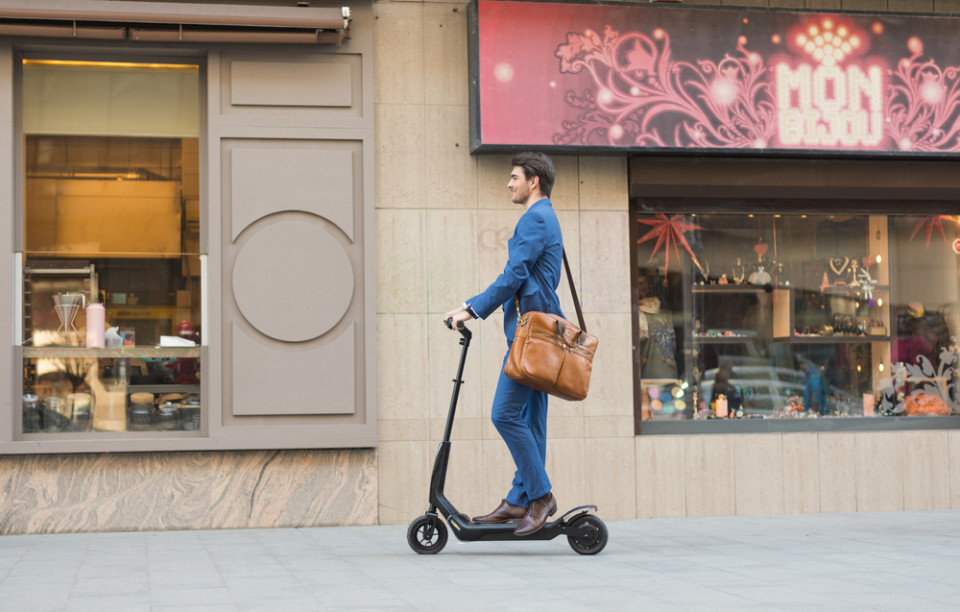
left=444, top=505, right=597, bottom=542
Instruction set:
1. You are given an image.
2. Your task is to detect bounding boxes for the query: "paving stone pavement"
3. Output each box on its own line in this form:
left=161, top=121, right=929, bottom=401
left=0, top=510, right=958, bottom=611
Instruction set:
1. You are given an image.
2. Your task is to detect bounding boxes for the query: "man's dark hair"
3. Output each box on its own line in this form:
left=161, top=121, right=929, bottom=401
left=511, top=152, right=556, bottom=198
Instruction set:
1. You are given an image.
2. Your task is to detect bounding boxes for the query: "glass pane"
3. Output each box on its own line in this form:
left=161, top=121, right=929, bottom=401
left=635, top=210, right=960, bottom=422
left=21, top=59, right=201, bottom=436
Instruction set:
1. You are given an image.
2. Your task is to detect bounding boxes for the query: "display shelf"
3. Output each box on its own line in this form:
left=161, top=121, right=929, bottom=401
left=23, top=347, right=200, bottom=359
left=693, top=337, right=761, bottom=345
left=774, top=336, right=891, bottom=344
left=692, top=285, right=784, bottom=294
left=127, top=384, right=200, bottom=394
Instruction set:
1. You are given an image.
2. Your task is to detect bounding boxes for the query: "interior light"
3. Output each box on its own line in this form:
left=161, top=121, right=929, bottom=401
left=877, top=298, right=883, bottom=307
left=23, top=59, right=198, bottom=71
left=879, top=363, right=885, bottom=372
left=857, top=365, right=862, bottom=372
left=876, top=254, right=882, bottom=264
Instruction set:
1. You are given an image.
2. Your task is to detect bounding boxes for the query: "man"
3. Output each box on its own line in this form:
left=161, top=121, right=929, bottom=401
left=444, top=152, right=564, bottom=536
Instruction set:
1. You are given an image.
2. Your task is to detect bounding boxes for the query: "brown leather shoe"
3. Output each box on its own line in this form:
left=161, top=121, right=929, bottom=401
left=514, top=492, right=557, bottom=536
left=472, top=499, right=527, bottom=524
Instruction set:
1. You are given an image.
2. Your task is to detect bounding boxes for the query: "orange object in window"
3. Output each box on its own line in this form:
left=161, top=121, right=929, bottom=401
left=904, top=393, right=951, bottom=416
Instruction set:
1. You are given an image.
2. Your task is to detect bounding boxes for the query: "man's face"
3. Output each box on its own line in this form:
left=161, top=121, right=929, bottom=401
left=508, top=165, right=535, bottom=205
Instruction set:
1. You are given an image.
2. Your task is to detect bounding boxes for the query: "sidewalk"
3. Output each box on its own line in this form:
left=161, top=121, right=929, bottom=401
left=1, top=510, right=959, bottom=611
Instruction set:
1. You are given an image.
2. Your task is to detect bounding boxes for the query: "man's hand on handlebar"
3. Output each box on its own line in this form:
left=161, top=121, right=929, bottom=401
left=443, top=305, right=472, bottom=330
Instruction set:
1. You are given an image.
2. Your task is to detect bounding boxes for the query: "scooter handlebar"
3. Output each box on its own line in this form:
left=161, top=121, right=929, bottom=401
left=444, top=318, right=472, bottom=339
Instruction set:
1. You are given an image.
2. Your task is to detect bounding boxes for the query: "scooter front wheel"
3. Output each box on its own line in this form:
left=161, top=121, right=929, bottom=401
left=407, top=514, right=448, bottom=554
left=567, top=514, right=608, bottom=555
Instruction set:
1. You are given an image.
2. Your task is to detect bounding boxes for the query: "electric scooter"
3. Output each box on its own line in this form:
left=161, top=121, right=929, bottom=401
left=406, top=319, right=608, bottom=555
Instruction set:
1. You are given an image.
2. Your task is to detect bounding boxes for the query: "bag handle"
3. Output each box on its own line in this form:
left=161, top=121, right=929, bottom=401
left=514, top=249, right=587, bottom=333
left=562, top=250, right=587, bottom=333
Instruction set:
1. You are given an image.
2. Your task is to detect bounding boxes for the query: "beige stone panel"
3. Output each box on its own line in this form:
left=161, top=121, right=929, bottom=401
left=888, top=0, right=932, bottom=9
left=901, top=430, right=950, bottom=511
left=550, top=155, right=580, bottom=211
left=444, top=439, right=485, bottom=515
left=423, top=2, right=469, bottom=106
left=378, top=441, right=434, bottom=524
left=375, top=103, right=425, bottom=207
left=423, top=105, right=477, bottom=209
left=480, top=438, right=519, bottom=505
left=478, top=153, right=517, bottom=210
left=934, top=0, right=960, bottom=14
left=427, top=305, right=482, bottom=420
left=734, top=435, right=785, bottom=516
left=806, top=0, right=843, bottom=8
left=376, top=209, right=427, bottom=313
left=585, top=437, right=637, bottom=519
left=636, top=435, right=686, bottom=518
left=211, top=450, right=377, bottom=529
left=581, top=312, right=634, bottom=419
left=782, top=433, right=820, bottom=514
left=950, top=430, right=960, bottom=509
left=480, top=311, right=507, bottom=440
left=547, top=437, right=587, bottom=507
left=0, top=451, right=378, bottom=534
left=551, top=413, right=587, bottom=439
left=579, top=211, right=631, bottom=313
left=855, top=432, right=904, bottom=512
left=430, top=417, right=481, bottom=441
left=841, top=0, right=890, bottom=10
left=426, top=209, right=479, bottom=313
left=477, top=209, right=514, bottom=295
left=584, top=415, right=633, bottom=438
left=556, top=209, right=581, bottom=317
left=373, top=0, right=424, bottom=105
left=578, top=156, right=628, bottom=211
left=379, top=418, right=430, bottom=442
left=819, top=433, right=857, bottom=513
left=684, top=435, right=736, bottom=517
left=377, top=314, right=429, bottom=421
left=768, top=0, right=804, bottom=7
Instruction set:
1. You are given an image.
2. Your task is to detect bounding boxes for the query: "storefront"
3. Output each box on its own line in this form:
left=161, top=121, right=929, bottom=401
left=0, top=0, right=380, bottom=534
left=2, top=0, right=959, bottom=536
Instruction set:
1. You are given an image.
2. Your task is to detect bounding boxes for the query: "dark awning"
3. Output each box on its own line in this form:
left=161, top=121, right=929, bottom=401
left=0, top=1, right=351, bottom=45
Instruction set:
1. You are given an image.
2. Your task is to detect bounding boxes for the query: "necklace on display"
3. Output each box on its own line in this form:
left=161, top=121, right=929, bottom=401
left=829, top=257, right=849, bottom=276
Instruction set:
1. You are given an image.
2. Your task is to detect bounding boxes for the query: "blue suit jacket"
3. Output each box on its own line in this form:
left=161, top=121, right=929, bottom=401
left=467, top=199, right=565, bottom=341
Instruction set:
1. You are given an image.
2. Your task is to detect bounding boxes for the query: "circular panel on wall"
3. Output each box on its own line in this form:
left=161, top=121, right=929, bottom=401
left=233, top=220, right=354, bottom=342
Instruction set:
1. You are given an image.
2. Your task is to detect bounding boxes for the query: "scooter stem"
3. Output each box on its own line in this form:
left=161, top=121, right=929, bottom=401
left=442, top=323, right=471, bottom=443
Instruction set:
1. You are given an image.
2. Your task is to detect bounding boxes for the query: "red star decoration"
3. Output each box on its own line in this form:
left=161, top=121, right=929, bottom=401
left=637, top=213, right=706, bottom=277
left=910, top=215, right=954, bottom=248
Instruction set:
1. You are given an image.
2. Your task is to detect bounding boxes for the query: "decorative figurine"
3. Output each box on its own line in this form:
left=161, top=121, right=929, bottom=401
left=718, top=273, right=728, bottom=285
left=748, top=265, right=771, bottom=285
left=732, top=258, right=746, bottom=285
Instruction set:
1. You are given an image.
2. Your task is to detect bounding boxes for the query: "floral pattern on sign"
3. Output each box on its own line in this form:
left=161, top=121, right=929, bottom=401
left=553, top=22, right=960, bottom=152
left=554, top=26, right=776, bottom=148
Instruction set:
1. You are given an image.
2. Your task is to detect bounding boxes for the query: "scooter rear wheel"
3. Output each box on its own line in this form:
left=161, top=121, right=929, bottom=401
left=407, top=514, right=448, bottom=554
left=567, top=514, right=608, bottom=555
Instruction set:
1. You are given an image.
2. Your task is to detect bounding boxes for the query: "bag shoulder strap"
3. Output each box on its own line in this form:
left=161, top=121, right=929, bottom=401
left=515, top=249, right=587, bottom=332
left=562, top=250, right=587, bottom=333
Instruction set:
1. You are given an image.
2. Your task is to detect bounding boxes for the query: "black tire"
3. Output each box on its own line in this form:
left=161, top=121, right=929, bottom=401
left=567, top=514, right=608, bottom=555
left=407, top=514, right=448, bottom=554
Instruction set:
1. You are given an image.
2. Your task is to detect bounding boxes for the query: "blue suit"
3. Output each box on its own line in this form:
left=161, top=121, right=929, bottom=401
left=466, top=198, right=564, bottom=507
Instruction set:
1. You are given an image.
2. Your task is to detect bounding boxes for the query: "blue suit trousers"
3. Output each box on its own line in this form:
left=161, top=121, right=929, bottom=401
left=493, top=350, right=551, bottom=508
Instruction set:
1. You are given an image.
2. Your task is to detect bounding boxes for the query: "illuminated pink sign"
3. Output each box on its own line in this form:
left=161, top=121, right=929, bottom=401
left=470, top=0, right=960, bottom=155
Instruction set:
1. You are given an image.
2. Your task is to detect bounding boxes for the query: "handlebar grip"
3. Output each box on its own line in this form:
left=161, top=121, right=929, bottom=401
left=444, top=318, right=471, bottom=338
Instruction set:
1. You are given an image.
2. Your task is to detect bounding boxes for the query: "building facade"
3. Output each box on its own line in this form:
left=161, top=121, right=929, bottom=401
left=1, top=0, right=959, bottom=535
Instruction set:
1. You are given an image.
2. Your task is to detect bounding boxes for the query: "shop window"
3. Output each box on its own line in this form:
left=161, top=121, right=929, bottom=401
left=19, top=59, right=202, bottom=437
left=633, top=207, right=960, bottom=431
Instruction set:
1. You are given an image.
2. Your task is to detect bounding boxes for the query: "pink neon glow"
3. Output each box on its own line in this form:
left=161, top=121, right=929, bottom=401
left=550, top=13, right=960, bottom=151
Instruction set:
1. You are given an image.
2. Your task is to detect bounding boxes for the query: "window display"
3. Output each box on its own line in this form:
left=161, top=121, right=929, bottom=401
left=635, top=209, right=960, bottom=424
left=19, top=58, right=201, bottom=437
